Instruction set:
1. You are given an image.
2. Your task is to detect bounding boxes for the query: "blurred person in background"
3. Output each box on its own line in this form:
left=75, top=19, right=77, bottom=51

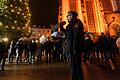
left=0, top=39, right=9, bottom=71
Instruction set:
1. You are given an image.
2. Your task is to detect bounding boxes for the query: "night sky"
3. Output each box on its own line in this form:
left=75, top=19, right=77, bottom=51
left=30, top=0, right=59, bottom=26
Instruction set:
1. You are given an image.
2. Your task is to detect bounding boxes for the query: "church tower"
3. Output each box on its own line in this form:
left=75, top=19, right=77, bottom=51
left=59, top=0, right=120, bottom=35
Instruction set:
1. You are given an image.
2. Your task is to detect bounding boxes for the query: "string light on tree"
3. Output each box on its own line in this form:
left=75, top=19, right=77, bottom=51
left=0, top=22, right=2, bottom=26
left=0, top=0, right=32, bottom=40
left=6, top=26, right=8, bottom=28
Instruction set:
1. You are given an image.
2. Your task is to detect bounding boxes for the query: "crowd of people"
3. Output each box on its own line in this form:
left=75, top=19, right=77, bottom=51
left=83, top=33, right=119, bottom=66
left=7, top=37, right=68, bottom=64
left=0, top=36, right=70, bottom=70
left=0, top=11, right=120, bottom=80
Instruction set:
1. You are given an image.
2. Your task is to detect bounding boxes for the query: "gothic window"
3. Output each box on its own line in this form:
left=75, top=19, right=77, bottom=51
left=86, top=1, right=95, bottom=32
left=117, top=0, right=120, bottom=10
left=101, top=0, right=113, bottom=13
left=69, top=0, right=76, bottom=11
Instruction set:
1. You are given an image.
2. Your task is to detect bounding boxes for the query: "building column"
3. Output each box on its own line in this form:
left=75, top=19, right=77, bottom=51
left=93, top=0, right=104, bottom=34
left=76, top=0, right=83, bottom=21
left=61, top=0, right=70, bottom=23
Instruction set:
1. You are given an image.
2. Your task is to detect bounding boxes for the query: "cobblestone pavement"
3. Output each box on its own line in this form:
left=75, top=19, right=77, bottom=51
left=0, top=63, right=71, bottom=80
left=0, top=62, right=120, bottom=80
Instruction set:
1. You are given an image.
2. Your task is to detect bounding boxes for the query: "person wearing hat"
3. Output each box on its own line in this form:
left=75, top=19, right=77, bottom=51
left=60, top=11, right=85, bottom=80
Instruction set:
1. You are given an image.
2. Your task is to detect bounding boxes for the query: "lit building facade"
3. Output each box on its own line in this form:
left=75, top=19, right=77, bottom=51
left=59, top=0, right=120, bottom=35
left=31, top=28, right=51, bottom=39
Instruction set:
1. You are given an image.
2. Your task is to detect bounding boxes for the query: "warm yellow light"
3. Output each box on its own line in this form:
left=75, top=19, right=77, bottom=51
left=14, top=21, right=17, bottom=23
left=20, top=0, right=22, bottom=2
left=25, top=3, right=28, bottom=5
left=28, top=30, right=31, bottom=33
left=11, top=10, right=14, bottom=12
left=17, top=12, right=20, bottom=14
left=27, top=7, right=29, bottom=9
left=19, top=8, right=22, bottom=11
left=5, top=6, right=7, bottom=9
left=28, top=13, right=31, bottom=16
left=5, top=15, right=7, bottom=17
left=18, top=27, right=20, bottom=30
left=24, top=16, right=26, bottom=18
left=10, top=4, right=13, bottom=7
left=12, top=27, right=15, bottom=29
left=28, top=27, right=31, bottom=30
left=0, top=22, right=2, bottom=26
left=2, top=37, right=8, bottom=42
left=6, top=26, right=8, bottom=28
left=22, top=13, right=24, bottom=15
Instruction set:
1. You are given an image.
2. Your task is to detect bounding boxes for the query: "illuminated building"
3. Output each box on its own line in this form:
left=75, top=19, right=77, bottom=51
left=59, top=0, right=120, bottom=35
left=31, top=28, right=51, bottom=39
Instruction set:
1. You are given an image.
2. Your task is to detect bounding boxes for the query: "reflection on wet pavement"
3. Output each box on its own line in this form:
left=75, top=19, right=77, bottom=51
left=0, top=63, right=71, bottom=80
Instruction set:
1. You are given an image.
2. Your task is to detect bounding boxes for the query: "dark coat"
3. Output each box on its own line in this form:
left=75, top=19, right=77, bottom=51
left=0, top=42, right=8, bottom=58
left=66, top=19, right=85, bottom=55
left=27, top=41, right=37, bottom=52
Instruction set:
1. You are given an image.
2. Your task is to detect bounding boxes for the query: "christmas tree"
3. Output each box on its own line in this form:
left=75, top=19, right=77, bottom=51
left=0, top=0, right=31, bottom=40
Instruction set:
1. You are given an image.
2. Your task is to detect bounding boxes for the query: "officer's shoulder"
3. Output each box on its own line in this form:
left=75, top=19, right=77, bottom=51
left=76, top=19, right=83, bottom=23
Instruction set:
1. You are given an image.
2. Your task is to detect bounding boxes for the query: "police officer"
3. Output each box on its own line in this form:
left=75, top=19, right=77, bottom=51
left=60, top=11, right=85, bottom=80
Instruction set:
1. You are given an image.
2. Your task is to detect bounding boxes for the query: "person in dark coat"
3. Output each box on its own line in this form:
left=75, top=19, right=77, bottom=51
left=60, top=11, right=85, bottom=80
left=84, top=34, right=94, bottom=63
left=27, top=39, right=37, bottom=64
left=8, top=41, right=16, bottom=63
left=0, top=40, right=9, bottom=71
left=44, top=37, right=54, bottom=63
